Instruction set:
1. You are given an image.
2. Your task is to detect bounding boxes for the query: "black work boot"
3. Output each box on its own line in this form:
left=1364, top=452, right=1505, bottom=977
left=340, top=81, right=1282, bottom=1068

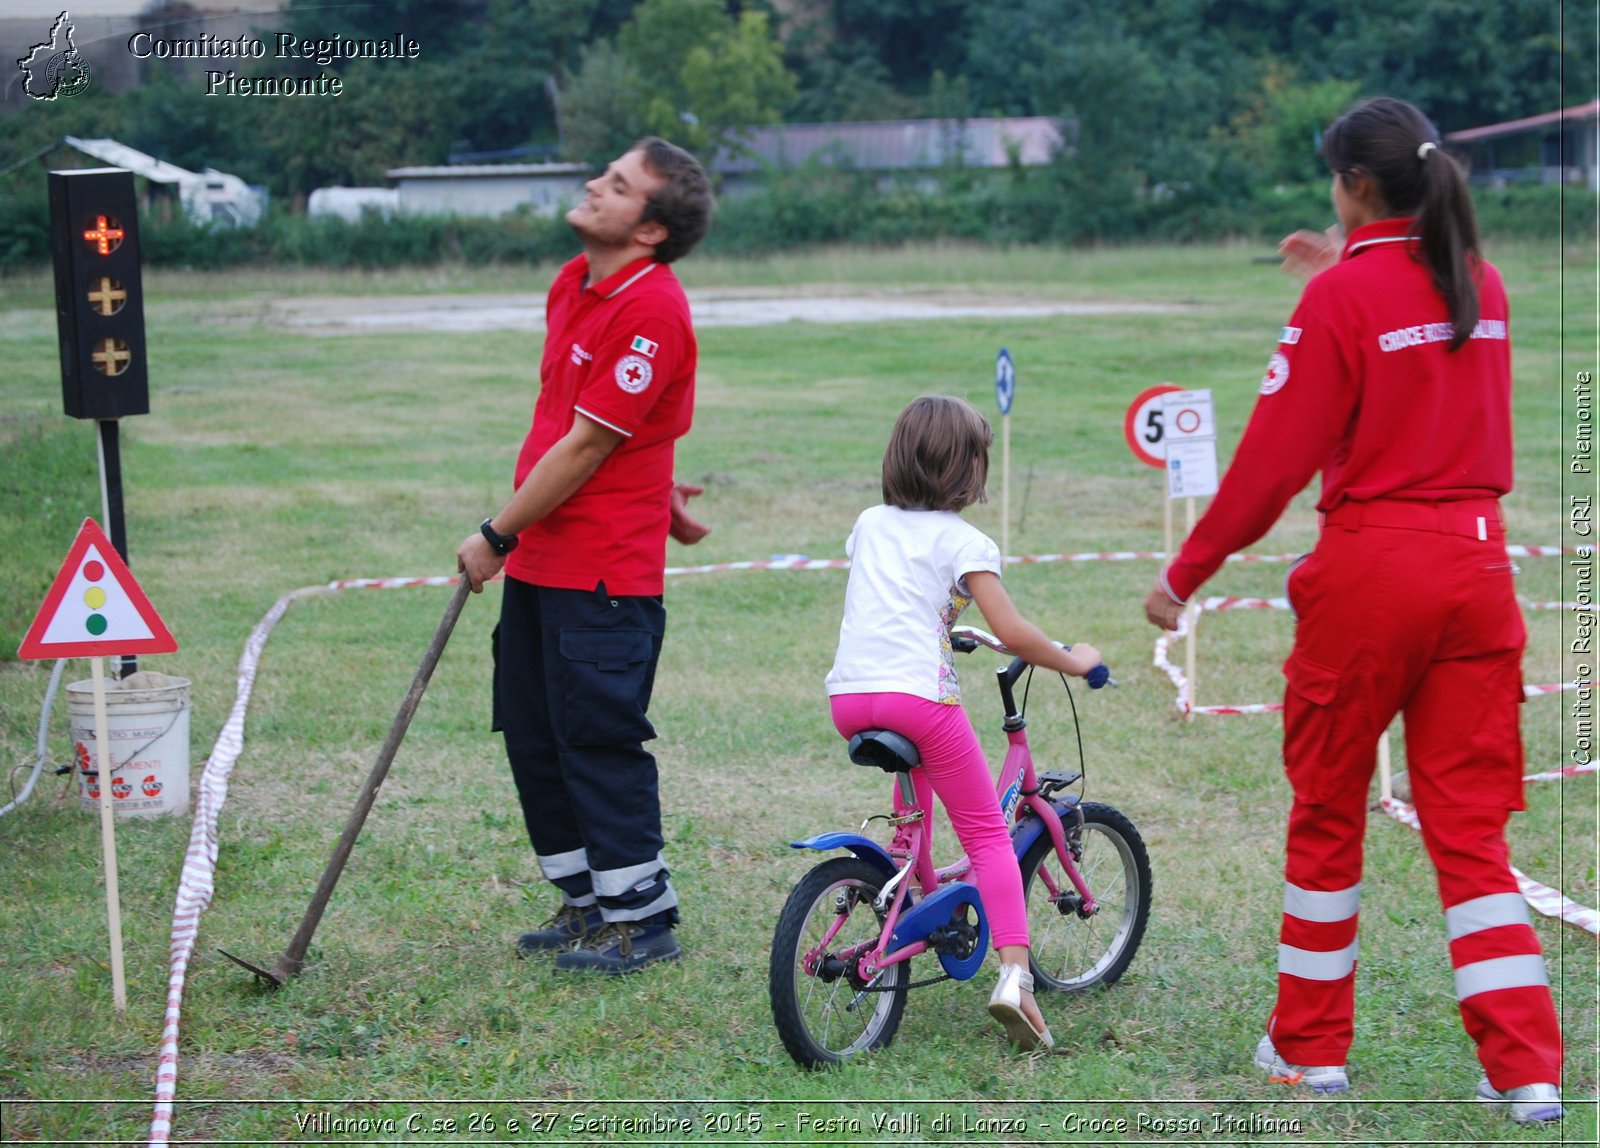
left=553, top=919, right=681, bottom=975
left=515, top=903, right=603, bottom=957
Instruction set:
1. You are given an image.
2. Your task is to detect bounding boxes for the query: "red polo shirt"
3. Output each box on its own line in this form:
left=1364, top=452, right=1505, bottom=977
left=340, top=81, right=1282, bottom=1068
left=1165, top=217, right=1513, bottom=601
left=505, top=255, right=696, bottom=596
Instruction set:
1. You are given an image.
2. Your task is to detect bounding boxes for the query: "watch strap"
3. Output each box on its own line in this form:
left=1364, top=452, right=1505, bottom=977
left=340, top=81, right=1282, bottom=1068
left=480, top=518, right=518, bottom=555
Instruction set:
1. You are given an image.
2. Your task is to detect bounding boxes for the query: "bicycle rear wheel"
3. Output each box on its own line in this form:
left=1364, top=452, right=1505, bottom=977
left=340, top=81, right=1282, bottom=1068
left=769, top=856, right=908, bottom=1069
left=1020, top=802, right=1151, bottom=992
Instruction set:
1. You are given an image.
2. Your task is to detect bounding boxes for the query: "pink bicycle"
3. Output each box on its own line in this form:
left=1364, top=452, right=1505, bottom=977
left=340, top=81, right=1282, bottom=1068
left=769, top=625, right=1151, bottom=1068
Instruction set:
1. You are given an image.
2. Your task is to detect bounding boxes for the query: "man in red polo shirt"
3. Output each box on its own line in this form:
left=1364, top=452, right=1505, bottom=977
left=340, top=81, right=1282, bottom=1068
left=457, top=137, right=714, bottom=974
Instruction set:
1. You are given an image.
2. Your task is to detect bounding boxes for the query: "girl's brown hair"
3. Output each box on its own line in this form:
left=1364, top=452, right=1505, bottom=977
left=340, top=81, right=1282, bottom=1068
left=881, top=395, right=992, bottom=512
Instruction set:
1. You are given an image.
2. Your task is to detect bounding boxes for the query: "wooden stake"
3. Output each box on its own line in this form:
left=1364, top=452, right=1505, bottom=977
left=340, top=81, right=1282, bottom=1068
left=90, top=656, right=128, bottom=1012
left=1378, top=727, right=1393, bottom=801
left=1001, top=413, right=1011, bottom=564
left=1163, top=487, right=1173, bottom=564
left=1184, top=496, right=1198, bottom=716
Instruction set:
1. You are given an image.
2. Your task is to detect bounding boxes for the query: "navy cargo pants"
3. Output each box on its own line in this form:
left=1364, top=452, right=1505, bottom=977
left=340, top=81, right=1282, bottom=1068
left=493, top=575, right=678, bottom=925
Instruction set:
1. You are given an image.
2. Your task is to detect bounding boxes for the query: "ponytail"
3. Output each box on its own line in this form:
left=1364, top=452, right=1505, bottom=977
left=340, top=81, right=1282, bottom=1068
left=1415, top=137, right=1481, bottom=348
left=1322, top=97, right=1482, bottom=349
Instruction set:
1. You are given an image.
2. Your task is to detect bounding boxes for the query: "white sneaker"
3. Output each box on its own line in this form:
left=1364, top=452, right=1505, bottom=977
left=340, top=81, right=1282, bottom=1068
left=1476, top=1079, right=1564, bottom=1123
left=1254, top=1035, right=1349, bottom=1093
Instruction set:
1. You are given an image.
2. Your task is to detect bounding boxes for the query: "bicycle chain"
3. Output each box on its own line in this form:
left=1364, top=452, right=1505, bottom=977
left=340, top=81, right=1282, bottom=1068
left=859, top=973, right=951, bottom=991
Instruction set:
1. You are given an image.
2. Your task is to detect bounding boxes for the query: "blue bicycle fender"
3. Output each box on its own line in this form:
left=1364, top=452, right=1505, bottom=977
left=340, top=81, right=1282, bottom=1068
left=789, top=832, right=896, bottom=878
left=1010, top=797, right=1081, bottom=860
left=884, top=881, right=989, bottom=981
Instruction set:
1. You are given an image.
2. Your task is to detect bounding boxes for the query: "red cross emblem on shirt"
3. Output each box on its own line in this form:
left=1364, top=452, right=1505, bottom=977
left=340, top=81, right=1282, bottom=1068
left=614, top=353, right=653, bottom=393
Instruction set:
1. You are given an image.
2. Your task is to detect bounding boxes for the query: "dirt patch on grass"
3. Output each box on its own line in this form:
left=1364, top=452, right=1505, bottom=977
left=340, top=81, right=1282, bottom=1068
left=262, top=288, right=1188, bottom=334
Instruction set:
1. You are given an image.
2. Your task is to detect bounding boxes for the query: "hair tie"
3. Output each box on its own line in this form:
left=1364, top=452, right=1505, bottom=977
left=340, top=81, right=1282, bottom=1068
left=1417, top=141, right=1437, bottom=161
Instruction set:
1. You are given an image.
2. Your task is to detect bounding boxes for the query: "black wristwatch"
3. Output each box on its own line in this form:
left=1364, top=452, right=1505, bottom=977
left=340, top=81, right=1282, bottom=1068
left=480, top=518, right=519, bottom=556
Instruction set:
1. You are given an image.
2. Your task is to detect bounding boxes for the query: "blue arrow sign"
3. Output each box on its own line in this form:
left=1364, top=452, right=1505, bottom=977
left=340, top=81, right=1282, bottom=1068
left=995, top=348, right=1015, bottom=415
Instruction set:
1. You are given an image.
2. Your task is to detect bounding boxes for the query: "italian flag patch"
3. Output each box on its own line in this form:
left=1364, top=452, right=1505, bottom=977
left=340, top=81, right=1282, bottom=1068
left=630, top=335, right=658, bottom=358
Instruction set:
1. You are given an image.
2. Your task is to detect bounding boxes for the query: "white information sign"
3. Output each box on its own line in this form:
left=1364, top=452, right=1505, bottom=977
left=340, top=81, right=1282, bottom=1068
left=1166, top=438, right=1220, bottom=499
left=1162, top=389, right=1219, bottom=499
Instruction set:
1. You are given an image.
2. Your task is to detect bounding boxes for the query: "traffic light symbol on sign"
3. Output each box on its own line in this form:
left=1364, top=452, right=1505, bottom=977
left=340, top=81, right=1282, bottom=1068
left=16, top=518, right=176, bottom=660
left=49, top=169, right=149, bottom=420
left=37, top=543, right=155, bottom=646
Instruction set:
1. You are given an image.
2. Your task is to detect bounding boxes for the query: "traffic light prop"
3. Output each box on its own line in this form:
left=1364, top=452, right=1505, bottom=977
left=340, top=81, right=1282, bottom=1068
left=49, top=168, right=149, bottom=420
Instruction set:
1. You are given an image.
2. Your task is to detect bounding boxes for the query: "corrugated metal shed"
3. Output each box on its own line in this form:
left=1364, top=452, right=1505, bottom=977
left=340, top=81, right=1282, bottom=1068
left=63, top=136, right=195, bottom=185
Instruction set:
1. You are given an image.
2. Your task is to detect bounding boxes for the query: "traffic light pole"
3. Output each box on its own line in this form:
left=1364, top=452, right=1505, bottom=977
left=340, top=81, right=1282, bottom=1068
left=95, top=419, right=135, bottom=678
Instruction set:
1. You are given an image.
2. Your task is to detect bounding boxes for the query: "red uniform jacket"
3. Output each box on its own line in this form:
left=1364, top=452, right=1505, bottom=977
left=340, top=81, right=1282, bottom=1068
left=1164, top=217, right=1513, bottom=602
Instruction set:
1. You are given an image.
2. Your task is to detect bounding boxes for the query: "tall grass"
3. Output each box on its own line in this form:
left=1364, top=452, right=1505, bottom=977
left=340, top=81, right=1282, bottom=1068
left=0, top=242, right=1592, bottom=1144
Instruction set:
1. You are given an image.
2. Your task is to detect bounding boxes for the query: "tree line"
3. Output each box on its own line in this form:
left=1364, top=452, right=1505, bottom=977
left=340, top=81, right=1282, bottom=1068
left=0, top=0, right=1592, bottom=261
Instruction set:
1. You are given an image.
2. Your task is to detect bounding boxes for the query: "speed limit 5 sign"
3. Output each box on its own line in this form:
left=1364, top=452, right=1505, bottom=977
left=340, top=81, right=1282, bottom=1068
left=1123, top=383, right=1183, bottom=468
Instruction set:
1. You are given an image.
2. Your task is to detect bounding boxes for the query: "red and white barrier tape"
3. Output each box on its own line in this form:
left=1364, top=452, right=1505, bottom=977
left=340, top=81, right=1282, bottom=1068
left=662, top=542, right=1571, bottom=577
left=1380, top=798, right=1600, bottom=936
left=148, top=585, right=336, bottom=1144
left=1154, top=595, right=1576, bottom=716
left=1506, top=545, right=1577, bottom=557
left=1524, top=762, right=1599, bottom=783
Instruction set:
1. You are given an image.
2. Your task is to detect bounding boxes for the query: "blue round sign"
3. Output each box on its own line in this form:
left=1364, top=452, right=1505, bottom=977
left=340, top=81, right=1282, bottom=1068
left=995, top=348, right=1015, bottom=415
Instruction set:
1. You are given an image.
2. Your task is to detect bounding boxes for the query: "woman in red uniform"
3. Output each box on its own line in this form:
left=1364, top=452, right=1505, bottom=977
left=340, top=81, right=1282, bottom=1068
left=1144, top=97, right=1564, bottom=1123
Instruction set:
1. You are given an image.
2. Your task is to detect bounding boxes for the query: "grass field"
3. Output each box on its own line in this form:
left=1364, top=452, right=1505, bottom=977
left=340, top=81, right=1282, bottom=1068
left=0, top=239, right=1595, bottom=1145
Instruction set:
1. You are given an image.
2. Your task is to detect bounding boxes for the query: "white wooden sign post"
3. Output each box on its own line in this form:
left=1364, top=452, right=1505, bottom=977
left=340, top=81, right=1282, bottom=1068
left=17, top=518, right=177, bottom=1011
left=1160, top=389, right=1219, bottom=716
left=1123, top=384, right=1183, bottom=558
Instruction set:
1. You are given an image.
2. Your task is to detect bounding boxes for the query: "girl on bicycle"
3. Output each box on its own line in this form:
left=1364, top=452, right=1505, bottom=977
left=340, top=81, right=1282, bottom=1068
left=826, top=394, right=1103, bottom=1051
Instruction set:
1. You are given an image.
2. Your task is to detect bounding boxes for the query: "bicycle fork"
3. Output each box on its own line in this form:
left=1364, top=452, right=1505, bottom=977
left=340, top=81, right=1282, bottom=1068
left=1024, top=796, right=1100, bottom=917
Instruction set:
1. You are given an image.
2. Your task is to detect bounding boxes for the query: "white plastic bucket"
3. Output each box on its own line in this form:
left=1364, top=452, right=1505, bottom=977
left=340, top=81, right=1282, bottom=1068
left=68, top=671, right=191, bottom=818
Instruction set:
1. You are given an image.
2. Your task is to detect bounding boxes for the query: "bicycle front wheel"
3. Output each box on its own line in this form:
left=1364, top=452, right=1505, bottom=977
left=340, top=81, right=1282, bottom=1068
left=769, top=856, right=908, bottom=1069
left=1020, top=801, right=1151, bottom=992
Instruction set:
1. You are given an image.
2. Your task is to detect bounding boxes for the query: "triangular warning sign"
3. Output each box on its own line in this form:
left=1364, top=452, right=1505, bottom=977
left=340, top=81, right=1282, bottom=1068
left=17, top=518, right=177, bottom=660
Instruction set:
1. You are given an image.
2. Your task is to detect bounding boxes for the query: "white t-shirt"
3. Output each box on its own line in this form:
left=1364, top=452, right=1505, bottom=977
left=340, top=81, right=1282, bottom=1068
left=825, top=504, right=1003, bottom=704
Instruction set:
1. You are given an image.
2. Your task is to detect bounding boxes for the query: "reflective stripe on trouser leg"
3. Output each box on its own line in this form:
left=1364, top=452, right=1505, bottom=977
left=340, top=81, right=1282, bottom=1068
left=536, top=847, right=596, bottom=907
left=1416, top=805, right=1565, bottom=1089
left=593, top=853, right=677, bottom=923
left=1271, top=793, right=1366, bottom=1066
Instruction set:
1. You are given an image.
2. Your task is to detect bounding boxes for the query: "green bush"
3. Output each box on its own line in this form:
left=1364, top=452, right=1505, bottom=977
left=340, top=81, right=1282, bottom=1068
left=1471, top=183, right=1596, bottom=240
left=0, top=166, right=1587, bottom=275
left=136, top=208, right=575, bottom=270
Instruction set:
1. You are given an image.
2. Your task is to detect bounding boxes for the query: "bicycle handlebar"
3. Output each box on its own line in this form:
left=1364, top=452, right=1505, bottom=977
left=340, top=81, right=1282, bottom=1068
left=949, top=625, right=1117, bottom=689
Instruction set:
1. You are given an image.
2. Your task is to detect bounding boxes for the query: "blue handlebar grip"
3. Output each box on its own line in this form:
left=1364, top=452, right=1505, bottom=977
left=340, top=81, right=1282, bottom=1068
left=1086, top=663, right=1111, bottom=690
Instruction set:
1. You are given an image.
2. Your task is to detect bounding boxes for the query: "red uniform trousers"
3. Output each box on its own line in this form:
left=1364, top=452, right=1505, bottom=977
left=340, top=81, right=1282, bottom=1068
left=1269, top=500, right=1563, bottom=1090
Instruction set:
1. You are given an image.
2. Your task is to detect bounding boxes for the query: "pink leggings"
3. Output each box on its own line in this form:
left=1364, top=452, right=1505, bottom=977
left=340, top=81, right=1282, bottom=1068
left=830, top=692, right=1029, bottom=949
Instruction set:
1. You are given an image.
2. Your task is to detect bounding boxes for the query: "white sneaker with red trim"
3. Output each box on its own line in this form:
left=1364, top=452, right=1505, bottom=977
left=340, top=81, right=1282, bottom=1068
left=1254, top=1035, right=1349, bottom=1094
